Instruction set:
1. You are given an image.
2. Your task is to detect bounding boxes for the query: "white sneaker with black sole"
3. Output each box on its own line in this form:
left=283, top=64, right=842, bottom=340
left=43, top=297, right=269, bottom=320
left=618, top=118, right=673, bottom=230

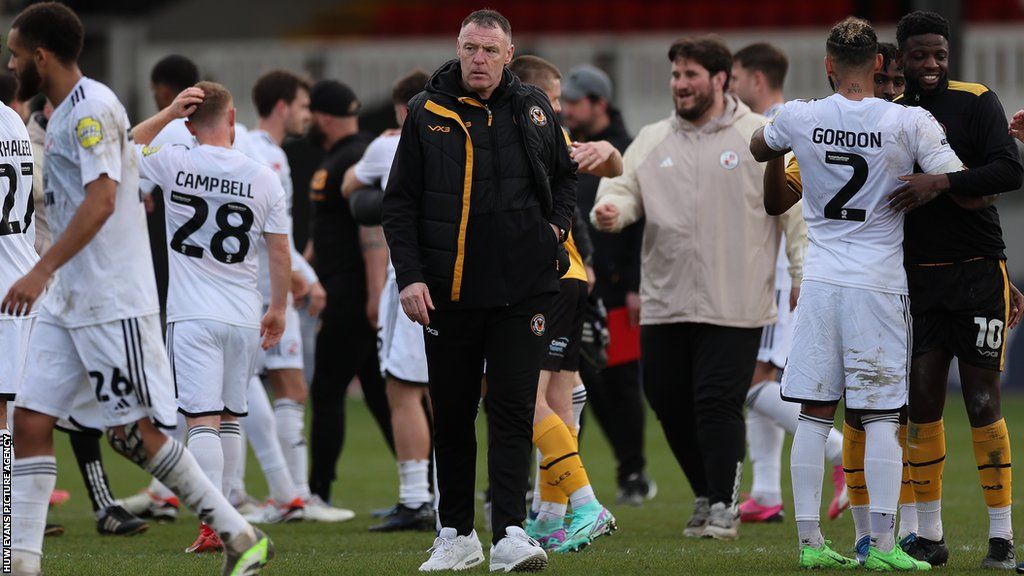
left=489, top=526, right=548, bottom=572
left=419, top=527, right=485, bottom=572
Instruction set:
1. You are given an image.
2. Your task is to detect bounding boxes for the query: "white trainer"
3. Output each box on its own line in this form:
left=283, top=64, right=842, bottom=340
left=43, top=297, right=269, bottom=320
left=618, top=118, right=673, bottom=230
left=419, top=527, right=485, bottom=572
left=303, top=495, right=355, bottom=523
left=489, top=526, right=548, bottom=573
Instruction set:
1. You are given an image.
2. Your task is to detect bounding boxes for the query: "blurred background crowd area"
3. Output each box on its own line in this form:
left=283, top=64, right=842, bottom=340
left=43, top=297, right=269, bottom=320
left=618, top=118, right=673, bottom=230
left=2, top=0, right=1023, bottom=379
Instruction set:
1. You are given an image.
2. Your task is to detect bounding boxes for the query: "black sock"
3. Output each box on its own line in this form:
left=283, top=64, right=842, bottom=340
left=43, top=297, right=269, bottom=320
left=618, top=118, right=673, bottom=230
left=68, top=430, right=116, bottom=513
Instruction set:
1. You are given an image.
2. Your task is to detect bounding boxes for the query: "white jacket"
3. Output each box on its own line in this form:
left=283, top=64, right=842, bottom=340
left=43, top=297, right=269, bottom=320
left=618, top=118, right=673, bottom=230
left=591, top=95, right=806, bottom=328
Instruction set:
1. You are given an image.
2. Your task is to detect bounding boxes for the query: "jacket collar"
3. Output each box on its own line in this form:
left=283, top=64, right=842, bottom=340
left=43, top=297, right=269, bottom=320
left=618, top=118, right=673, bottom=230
left=671, top=93, right=747, bottom=134
left=902, top=75, right=949, bottom=104
left=427, top=59, right=520, bottom=104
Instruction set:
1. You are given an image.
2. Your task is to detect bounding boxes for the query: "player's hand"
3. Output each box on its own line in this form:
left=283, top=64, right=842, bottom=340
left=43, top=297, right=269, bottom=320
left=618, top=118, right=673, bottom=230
left=571, top=141, right=615, bottom=174
left=594, top=203, right=619, bottom=231
left=626, top=290, right=641, bottom=328
left=306, top=282, right=326, bottom=317
left=260, top=306, right=286, bottom=350
left=167, top=87, right=204, bottom=119
left=142, top=192, right=155, bottom=214
left=585, top=264, right=596, bottom=294
left=888, top=173, right=950, bottom=213
left=1009, top=109, right=1024, bottom=143
left=789, top=284, right=801, bottom=312
left=400, top=282, right=434, bottom=326
left=1, top=267, right=50, bottom=316
left=1009, top=282, right=1024, bottom=329
left=290, top=270, right=310, bottom=300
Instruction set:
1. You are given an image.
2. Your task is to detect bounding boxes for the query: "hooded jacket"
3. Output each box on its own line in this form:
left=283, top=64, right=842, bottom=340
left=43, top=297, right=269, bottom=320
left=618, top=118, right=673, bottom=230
left=383, top=59, right=577, bottom=309
left=592, top=95, right=806, bottom=328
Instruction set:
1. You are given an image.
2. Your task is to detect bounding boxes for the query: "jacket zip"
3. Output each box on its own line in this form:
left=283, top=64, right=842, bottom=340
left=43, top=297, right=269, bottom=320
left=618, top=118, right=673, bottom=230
left=483, top=103, right=511, bottom=305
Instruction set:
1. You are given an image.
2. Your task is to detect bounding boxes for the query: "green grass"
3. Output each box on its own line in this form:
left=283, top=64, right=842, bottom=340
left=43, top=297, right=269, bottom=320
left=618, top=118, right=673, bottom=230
left=38, top=394, right=1024, bottom=575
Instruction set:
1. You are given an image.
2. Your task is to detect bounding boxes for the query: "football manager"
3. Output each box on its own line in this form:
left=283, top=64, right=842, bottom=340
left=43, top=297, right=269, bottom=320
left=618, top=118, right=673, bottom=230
left=382, top=7, right=577, bottom=572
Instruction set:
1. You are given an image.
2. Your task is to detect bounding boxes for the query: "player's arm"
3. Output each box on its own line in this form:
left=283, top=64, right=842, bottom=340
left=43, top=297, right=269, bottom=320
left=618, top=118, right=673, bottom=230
left=571, top=140, right=623, bottom=178
left=778, top=197, right=806, bottom=310
left=261, top=232, right=291, bottom=350
left=945, top=92, right=1023, bottom=197
left=130, top=88, right=204, bottom=146
left=360, top=226, right=388, bottom=329
left=341, top=165, right=363, bottom=199
left=749, top=125, right=789, bottom=162
left=547, top=111, right=578, bottom=243
left=889, top=108, right=969, bottom=212
left=1010, top=109, right=1024, bottom=143
left=2, top=176, right=116, bottom=315
left=764, top=155, right=801, bottom=215
left=591, top=131, right=650, bottom=232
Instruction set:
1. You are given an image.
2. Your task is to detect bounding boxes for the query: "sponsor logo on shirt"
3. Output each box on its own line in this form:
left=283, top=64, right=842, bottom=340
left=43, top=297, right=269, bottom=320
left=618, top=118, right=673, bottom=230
left=428, top=124, right=451, bottom=133
left=720, top=150, right=739, bottom=170
left=531, top=313, right=546, bottom=336
left=141, top=145, right=161, bottom=157
left=529, top=106, right=547, bottom=127
left=310, top=168, right=328, bottom=191
left=76, top=116, right=103, bottom=149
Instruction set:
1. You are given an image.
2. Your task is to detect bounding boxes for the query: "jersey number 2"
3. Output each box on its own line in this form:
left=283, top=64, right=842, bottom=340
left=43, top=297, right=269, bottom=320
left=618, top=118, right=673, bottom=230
left=0, top=162, right=34, bottom=236
left=824, top=151, right=867, bottom=222
left=169, top=191, right=254, bottom=264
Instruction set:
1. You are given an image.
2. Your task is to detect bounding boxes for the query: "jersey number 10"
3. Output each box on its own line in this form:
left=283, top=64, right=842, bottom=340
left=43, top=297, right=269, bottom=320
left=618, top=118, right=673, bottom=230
left=0, top=162, right=35, bottom=236
left=169, top=191, right=254, bottom=264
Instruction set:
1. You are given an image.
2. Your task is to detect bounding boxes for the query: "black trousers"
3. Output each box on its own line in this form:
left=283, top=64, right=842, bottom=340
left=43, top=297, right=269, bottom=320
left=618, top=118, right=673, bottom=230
left=578, top=359, right=647, bottom=485
left=424, top=295, right=550, bottom=544
left=640, top=322, right=760, bottom=506
left=309, top=312, right=394, bottom=501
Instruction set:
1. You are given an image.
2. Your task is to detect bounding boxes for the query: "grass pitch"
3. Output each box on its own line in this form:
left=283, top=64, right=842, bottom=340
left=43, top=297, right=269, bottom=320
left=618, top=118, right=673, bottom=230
left=38, top=394, right=1024, bottom=575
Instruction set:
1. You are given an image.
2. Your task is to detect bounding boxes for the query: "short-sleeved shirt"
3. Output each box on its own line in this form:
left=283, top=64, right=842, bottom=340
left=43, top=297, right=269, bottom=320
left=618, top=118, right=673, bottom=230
left=137, top=142, right=289, bottom=328
left=763, top=94, right=963, bottom=295
left=354, top=133, right=399, bottom=193
left=0, top=103, right=38, bottom=319
left=44, top=77, right=159, bottom=327
left=309, top=133, right=370, bottom=317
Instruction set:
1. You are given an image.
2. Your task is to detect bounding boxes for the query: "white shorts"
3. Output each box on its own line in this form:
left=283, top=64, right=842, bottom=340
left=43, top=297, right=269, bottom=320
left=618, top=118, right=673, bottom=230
left=0, top=317, right=34, bottom=400
left=167, top=319, right=260, bottom=417
left=781, top=281, right=911, bottom=411
left=17, top=314, right=177, bottom=431
left=378, top=274, right=428, bottom=384
left=758, top=289, right=793, bottom=369
left=258, top=305, right=304, bottom=372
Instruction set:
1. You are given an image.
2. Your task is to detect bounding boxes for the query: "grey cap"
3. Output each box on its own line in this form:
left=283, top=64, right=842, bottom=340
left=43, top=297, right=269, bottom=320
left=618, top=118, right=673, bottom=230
left=561, top=64, right=613, bottom=102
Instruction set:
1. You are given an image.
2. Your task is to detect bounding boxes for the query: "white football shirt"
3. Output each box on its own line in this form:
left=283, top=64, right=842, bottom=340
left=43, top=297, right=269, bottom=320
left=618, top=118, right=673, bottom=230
left=354, top=133, right=399, bottom=193
left=0, top=103, right=39, bottom=319
left=136, top=142, right=290, bottom=327
left=763, top=94, right=963, bottom=294
left=44, top=77, right=159, bottom=326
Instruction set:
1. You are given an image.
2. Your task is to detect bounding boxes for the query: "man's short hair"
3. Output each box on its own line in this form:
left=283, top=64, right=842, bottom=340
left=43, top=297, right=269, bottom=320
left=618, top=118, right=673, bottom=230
left=460, top=8, right=512, bottom=39
left=826, top=16, right=879, bottom=69
left=508, top=56, right=561, bottom=90
left=896, top=11, right=950, bottom=48
left=878, top=42, right=899, bottom=71
left=252, top=70, right=311, bottom=118
left=189, top=81, right=232, bottom=127
left=392, top=69, right=429, bottom=105
left=668, top=36, right=733, bottom=90
left=733, top=43, right=788, bottom=91
left=0, top=75, right=17, bottom=105
left=11, top=2, right=84, bottom=64
left=151, top=55, right=200, bottom=93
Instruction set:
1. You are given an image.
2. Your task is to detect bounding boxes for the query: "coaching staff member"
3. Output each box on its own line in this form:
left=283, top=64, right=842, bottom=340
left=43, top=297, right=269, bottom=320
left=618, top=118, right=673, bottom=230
left=593, top=36, right=794, bottom=541
left=383, top=8, right=576, bottom=571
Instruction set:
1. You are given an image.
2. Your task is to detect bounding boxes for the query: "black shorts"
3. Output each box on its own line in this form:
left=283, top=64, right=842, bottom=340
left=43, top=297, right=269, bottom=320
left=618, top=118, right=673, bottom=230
left=908, top=257, right=1010, bottom=372
left=541, top=279, right=588, bottom=372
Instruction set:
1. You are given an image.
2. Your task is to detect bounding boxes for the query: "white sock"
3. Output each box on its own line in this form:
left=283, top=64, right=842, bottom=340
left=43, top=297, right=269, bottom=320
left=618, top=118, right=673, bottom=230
left=398, top=460, right=432, bottom=507
left=187, top=426, right=223, bottom=494
left=792, top=414, right=831, bottom=547
left=571, top=384, right=587, bottom=431
left=749, top=381, right=799, bottom=434
left=242, top=392, right=299, bottom=505
left=274, top=397, right=310, bottom=500
left=149, top=413, right=186, bottom=500
left=569, top=485, right=596, bottom=510
left=220, top=421, right=242, bottom=497
left=536, top=501, right=567, bottom=523
left=11, top=455, right=56, bottom=564
left=863, top=416, right=901, bottom=552
left=145, top=436, right=250, bottom=541
left=852, top=505, right=871, bottom=543
left=898, top=504, right=918, bottom=540
left=916, top=500, right=943, bottom=541
left=824, top=428, right=844, bottom=467
left=746, top=409, right=784, bottom=507
left=989, top=505, right=1013, bottom=540
left=531, top=449, right=542, bottom=515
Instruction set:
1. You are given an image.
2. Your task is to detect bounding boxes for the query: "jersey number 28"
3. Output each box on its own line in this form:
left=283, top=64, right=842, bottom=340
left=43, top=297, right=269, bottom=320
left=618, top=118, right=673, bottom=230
left=169, top=191, right=253, bottom=264
left=824, top=151, right=866, bottom=222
